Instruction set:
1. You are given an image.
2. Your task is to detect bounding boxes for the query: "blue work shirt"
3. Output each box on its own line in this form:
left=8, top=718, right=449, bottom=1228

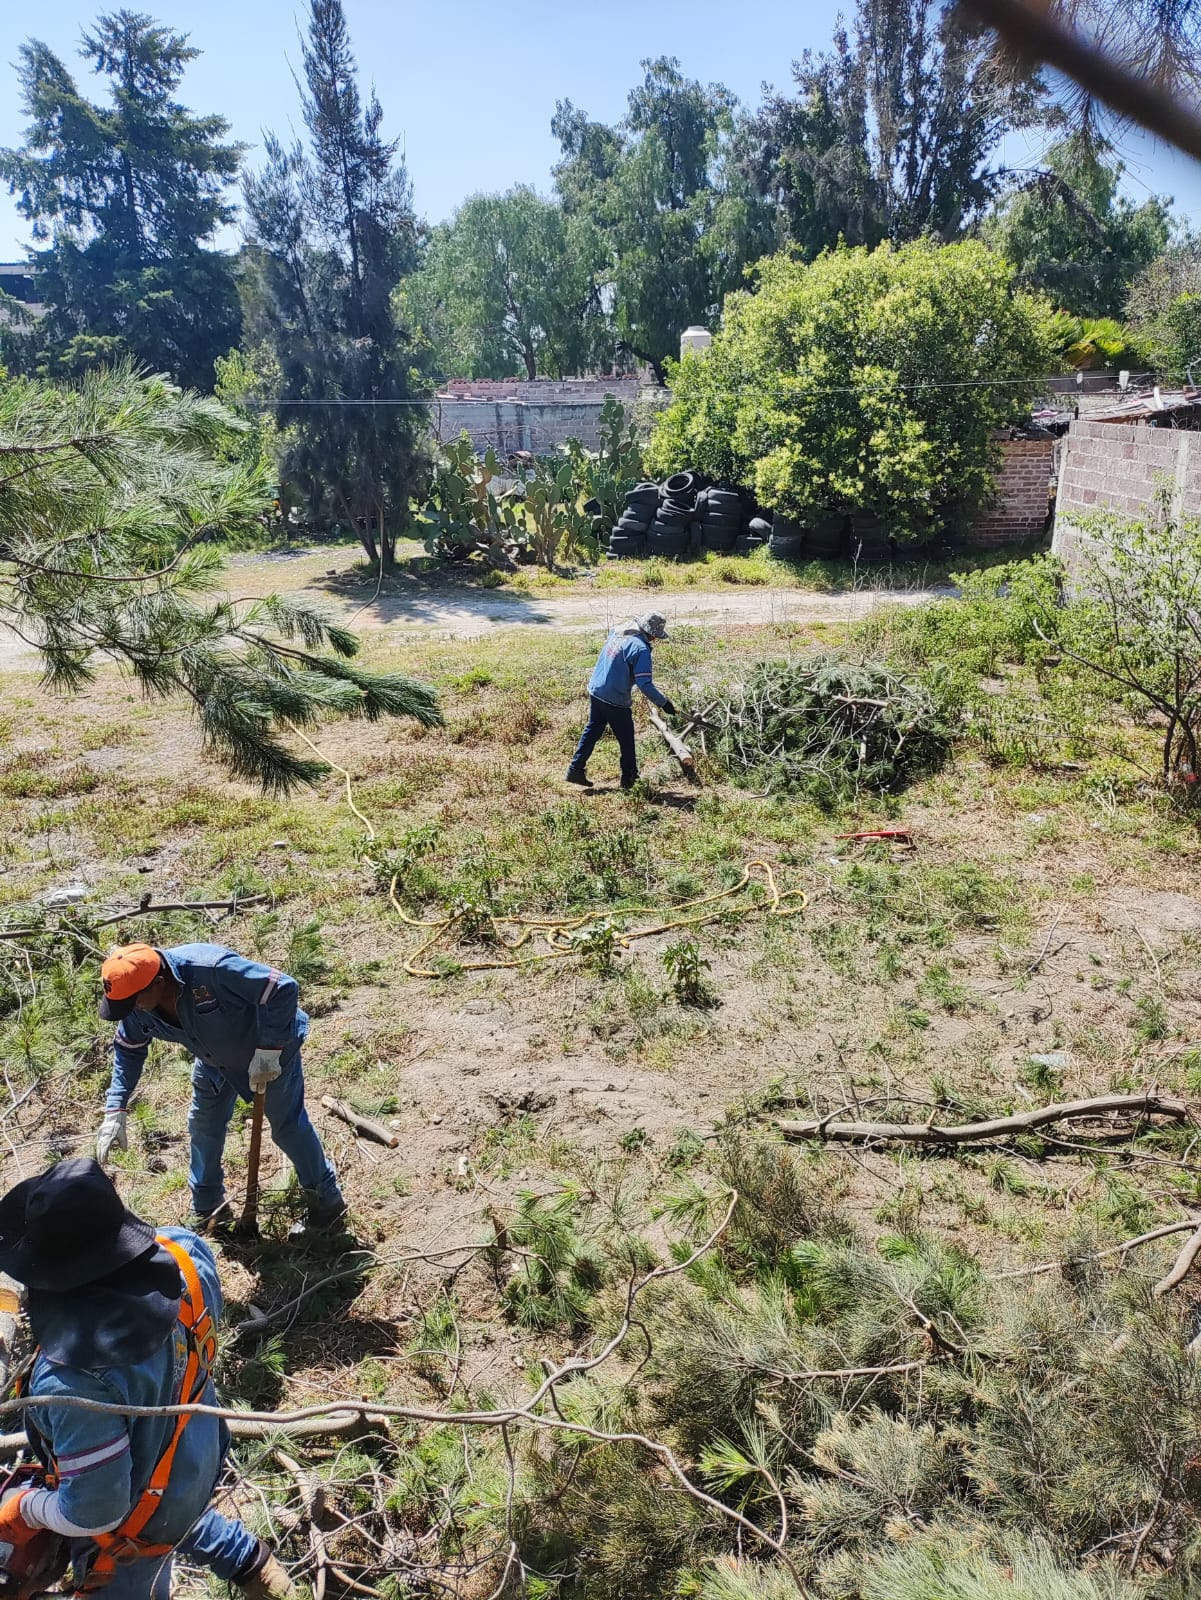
left=106, top=943, right=307, bottom=1113
left=27, top=1229, right=226, bottom=1543
left=587, top=631, right=668, bottom=711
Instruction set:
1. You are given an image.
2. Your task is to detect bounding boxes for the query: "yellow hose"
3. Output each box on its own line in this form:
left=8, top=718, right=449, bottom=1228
left=390, top=859, right=807, bottom=979
left=286, top=727, right=807, bottom=980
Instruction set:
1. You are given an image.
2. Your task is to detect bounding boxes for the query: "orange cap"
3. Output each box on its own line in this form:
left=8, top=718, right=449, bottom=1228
left=100, top=944, right=162, bottom=1020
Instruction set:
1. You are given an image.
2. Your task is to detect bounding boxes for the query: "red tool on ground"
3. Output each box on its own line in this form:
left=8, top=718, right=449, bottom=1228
left=834, top=828, right=914, bottom=843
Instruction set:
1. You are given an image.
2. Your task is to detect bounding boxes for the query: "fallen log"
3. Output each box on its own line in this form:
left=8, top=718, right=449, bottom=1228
left=779, top=1091, right=1189, bottom=1146
left=321, top=1096, right=399, bottom=1148
left=647, top=706, right=695, bottom=772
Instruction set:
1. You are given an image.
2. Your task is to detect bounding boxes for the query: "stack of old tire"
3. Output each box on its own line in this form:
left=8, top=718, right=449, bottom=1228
left=768, top=512, right=851, bottom=562
left=607, top=482, right=660, bottom=558
left=646, top=471, right=698, bottom=557
left=690, top=482, right=742, bottom=553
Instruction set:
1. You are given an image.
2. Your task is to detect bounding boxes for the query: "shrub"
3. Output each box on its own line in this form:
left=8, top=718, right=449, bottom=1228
left=648, top=241, right=1055, bottom=542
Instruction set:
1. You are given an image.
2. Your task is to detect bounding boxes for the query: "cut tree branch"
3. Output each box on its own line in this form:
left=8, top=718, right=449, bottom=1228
left=321, top=1097, right=399, bottom=1148
left=1153, top=1222, right=1201, bottom=1297
left=778, top=1092, right=1189, bottom=1145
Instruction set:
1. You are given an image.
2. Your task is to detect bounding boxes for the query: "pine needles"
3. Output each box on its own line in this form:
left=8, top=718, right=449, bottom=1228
left=706, top=655, right=952, bottom=804
left=0, top=365, right=441, bottom=789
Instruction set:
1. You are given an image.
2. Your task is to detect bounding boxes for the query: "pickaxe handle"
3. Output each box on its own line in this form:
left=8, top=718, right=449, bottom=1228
left=240, top=1090, right=267, bottom=1233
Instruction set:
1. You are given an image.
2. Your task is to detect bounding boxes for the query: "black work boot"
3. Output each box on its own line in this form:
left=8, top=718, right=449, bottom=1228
left=188, top=1199, right=234, bottom=1237
left=565, top=768, right=592, bottom=787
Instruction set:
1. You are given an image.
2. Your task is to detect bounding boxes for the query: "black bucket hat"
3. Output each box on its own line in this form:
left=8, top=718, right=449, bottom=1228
left=0, top=1158, right=156, bottom=1291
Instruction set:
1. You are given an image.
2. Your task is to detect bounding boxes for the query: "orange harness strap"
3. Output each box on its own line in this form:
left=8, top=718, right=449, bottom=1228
left=78, top=1235, right=216, bottom=1590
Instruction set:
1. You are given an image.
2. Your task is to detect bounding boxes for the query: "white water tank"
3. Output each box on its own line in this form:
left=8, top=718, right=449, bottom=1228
left=680, top=324, right=713, bottom=359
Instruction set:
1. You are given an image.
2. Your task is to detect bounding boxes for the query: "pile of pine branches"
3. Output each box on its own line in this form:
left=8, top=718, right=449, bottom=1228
left=705, top=655, right=951, bottom=802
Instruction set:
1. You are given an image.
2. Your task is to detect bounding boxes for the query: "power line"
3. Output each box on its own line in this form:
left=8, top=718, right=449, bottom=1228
left=241, top=373, right=1103, bottom=410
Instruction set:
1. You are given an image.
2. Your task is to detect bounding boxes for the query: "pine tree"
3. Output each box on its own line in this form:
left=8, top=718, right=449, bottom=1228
left=0, top=365, right=441, bottom=791
left=0, top=10, right=242, bottom=390
left=239, top=0, right=428, bottom=565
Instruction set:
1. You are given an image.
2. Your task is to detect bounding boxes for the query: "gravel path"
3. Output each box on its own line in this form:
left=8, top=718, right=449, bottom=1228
left=0, top=546, right=952, bottom=663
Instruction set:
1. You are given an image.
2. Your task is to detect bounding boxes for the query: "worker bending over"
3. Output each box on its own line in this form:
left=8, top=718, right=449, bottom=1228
left=95, top=943, right=345, bottom=1233
left=566, top=612, right=678, bottom=790
left=0, top=1158, right=293, bottom=1600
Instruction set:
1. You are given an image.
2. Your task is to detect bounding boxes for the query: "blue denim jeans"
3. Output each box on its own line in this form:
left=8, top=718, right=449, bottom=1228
left=83, top=1507, right=260, bottom=1600
left=188, top=1049, right=341, bottom=1215
left=569, top=695, right=638, bottom=785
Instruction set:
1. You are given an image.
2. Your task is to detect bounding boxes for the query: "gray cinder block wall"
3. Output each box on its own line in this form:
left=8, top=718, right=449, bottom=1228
left=1052, top=419, right=1201, bottom=575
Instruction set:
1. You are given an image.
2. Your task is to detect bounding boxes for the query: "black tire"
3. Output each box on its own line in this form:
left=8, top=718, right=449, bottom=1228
left=703, top=527, right=736, bottom=553
left=647, top=528, right=688, bottom=557
left=735, top=534, right=765, bottom=555
left=664, top=471, right=699, bottom=498
left=769, top=534, right=807, bottom=561
left=608, top=533, right=645, bottom=558
left=703, top=511, right=742, bottom=533
left=617, top=512, right=651, bottom=532
left=807, top=513, right=847, bottom=558
left=747, top=517, right=772, bottom=537
left=655, top=505, right=689, bottom=529
left=848, top=513, right=890, bottom=561
left=630, top=481, right=660, bottom=496
left=708, top=488, right=741, bottom=511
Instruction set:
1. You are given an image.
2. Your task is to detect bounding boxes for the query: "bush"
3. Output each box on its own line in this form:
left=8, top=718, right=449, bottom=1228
left=647, top=241, right=1056, bottom=542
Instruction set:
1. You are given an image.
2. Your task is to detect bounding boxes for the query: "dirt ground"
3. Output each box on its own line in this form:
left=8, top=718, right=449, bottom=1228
left=2, top=559, right=1200, bottom=1437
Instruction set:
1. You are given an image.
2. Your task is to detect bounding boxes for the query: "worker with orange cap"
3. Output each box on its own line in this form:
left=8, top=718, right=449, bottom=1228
left=96, top=943, right=345, bottom=1233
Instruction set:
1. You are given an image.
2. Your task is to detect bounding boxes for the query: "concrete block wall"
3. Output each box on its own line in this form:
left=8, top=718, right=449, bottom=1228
left=431, top=378, right=643, bottom=457
left=432, top=398, right=623, bottom=455
left=1052, top=418, right=1199, bottom=573
left=438, top=377, right=640, bottom=406
left=965, top=439, right=1055, bottom=547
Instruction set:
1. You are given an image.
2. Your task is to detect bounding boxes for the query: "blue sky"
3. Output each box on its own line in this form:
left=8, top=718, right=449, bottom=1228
left=2, top=0, right=1200, bottom=258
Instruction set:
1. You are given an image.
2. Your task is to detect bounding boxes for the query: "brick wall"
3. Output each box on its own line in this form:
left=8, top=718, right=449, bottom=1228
left=1052, top=418, right=1198, bottom=574
left=965, top=438, right=1055, bottom=547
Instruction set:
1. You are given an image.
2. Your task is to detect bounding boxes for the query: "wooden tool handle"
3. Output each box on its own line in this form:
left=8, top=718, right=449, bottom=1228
left=241, top=1090, right=267, bottom=1230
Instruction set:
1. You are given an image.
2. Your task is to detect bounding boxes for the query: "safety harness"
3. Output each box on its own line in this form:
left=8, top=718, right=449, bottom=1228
left=25, top=1234, right=216, bottom=1594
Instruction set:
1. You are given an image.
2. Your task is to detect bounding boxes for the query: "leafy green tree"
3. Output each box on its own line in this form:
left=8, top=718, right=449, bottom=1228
left=737, top=0, right=1043, bottom=254
left=647, top=241, right=1055, bottom=540
left=553, top=58, right=772, bottom=383
left=0, top=10, right=242, bottom=389
left=239, top=0, right=428, bottom=565
left=982, top=136, right=1172, bottom=319
left=410, top=187, right=607, bottom=380
left=1124, top=244, right=1201, bottom=379
left=0, top=365, right=440, bottom=791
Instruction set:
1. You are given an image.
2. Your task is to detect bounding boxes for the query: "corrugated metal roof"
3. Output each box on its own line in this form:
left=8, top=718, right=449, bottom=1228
left=1086, top=387, right=1201, bottom=422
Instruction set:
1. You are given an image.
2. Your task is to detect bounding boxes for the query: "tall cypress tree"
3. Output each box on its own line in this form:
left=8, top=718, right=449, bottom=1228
left=0, top=10, right=242, bottom=389
left=240, top=0, right=427, bottom=564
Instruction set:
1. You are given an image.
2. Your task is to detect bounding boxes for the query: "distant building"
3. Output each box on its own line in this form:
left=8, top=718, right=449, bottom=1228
left=0, top=262, right=45, bottom=324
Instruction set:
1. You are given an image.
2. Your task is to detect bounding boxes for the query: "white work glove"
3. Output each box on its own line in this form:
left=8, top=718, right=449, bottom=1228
left=248, top=1049, right=283, bottom=1094
left=96, top=1110, right=128, bottom=1164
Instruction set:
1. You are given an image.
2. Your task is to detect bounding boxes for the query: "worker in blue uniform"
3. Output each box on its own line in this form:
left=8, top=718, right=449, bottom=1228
left=0, top=1158, right=294, bottom=1600
left=94, top=942, right=345, bottom=1232
left=566, top=612, right=678, bottom=790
